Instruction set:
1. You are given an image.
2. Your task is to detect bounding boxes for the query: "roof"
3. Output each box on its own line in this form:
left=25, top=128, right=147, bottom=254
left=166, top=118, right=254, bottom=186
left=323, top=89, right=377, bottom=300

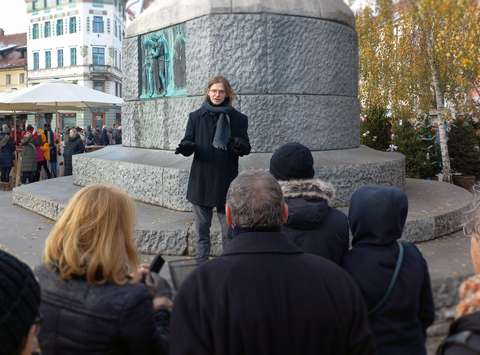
left=126, top=0, right=355, bottom=38
left=0, top=33, right=27, bottom=70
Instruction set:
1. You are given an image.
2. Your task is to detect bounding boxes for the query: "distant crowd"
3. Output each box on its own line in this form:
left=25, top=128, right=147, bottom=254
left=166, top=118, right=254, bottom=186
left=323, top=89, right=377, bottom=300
left=0, top=122, right=122, bottom=190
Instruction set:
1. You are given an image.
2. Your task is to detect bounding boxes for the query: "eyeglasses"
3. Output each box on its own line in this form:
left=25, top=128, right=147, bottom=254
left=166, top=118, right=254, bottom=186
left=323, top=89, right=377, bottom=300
left=209, top=89, right=226, bottom=95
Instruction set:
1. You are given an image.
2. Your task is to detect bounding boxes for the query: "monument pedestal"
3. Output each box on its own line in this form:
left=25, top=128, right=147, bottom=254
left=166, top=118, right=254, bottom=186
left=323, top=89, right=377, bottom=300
left=71, top=145, right=404, bottom=210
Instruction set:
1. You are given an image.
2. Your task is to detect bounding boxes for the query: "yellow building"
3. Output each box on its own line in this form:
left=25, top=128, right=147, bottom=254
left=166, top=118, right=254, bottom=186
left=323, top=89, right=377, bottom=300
left=0, top=29, right=27, bottom=93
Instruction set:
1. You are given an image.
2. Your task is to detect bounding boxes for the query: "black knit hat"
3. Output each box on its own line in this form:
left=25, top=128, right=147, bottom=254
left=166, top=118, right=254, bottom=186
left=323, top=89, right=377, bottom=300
left=0, top=250, right=41, bottom=355
left=269, top=142, right=315, bottom=181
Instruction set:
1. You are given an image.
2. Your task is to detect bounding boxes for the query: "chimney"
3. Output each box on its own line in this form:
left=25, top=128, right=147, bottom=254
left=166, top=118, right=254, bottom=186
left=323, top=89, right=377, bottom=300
left=0, top=28, right=4, bottom=37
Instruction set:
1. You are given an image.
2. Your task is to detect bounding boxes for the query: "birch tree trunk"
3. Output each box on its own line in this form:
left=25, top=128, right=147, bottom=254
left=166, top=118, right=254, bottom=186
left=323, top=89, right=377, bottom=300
left=429, top=57, right=452, bottom=183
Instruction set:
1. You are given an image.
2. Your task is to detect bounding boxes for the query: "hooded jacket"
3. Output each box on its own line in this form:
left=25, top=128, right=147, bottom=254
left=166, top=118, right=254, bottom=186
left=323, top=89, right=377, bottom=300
left=342, top=186, right=435, bottom=355
left=280, top=179, right=349, bottom=265
left=21, top=135, right=37, bottom=172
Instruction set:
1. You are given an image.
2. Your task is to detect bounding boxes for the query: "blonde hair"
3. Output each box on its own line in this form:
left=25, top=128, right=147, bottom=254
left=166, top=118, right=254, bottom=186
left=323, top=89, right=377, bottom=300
left=43, top=184, right=139, bottom=285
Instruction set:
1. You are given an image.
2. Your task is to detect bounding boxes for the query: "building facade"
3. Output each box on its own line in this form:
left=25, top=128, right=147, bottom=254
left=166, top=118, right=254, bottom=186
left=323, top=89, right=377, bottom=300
left=0, top=30, right=27, bottom=93
left=0, top=30, right=28, bottom=127
left=25, top=0, right=126, bottom=129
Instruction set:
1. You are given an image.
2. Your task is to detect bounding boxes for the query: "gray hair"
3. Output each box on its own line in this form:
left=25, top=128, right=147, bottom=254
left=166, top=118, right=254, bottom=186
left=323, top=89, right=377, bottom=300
left=226, top=170, right=284, bottom=228
left=464, top=185, right=480, bottom=238
left=1, top=124, right=9, bottom=134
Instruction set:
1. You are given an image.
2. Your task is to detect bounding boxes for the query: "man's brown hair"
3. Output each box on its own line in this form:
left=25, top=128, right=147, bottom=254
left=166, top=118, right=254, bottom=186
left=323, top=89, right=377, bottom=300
left=205, top=76, right=236, bottom=102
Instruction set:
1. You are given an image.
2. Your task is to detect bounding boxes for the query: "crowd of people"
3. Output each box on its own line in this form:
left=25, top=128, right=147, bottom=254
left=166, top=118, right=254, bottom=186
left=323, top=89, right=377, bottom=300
left=1, top=76, right=479, bottom=355
left=1, top=166, right=480, bottom=355
left=0, top=122, right=122, bottom=189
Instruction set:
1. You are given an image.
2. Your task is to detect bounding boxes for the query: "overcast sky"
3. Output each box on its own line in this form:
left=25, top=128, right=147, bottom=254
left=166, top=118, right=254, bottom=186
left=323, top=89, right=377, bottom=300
left=0, top=0, right=28, bottom=35
left=0, top=0, right=373, bottom=36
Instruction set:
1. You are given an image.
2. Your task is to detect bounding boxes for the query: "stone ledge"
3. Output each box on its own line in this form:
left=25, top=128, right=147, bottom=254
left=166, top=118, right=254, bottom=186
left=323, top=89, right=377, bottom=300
left=11, top=176, right=470, bottom=254
left=127, top=0, right=354, bottom=38
left=71, top=145, right=405, bottom=209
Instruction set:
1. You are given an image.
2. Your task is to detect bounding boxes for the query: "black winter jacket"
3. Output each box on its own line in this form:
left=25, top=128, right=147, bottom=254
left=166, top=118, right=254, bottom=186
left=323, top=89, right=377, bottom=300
left=181, top=104, right=250, bottom=209
left=63, top=134, right=85, bottom=176
left=0, top=133, right=15, bottom=168
left=170, top=230, right=376, bottom=355
left=280, top=179, right=349, bottom=264
left=35, top=265, right=169, bottom=355
left=437, top=312, right=480, bottom=355
left=343, top=186, right=435, bottom=355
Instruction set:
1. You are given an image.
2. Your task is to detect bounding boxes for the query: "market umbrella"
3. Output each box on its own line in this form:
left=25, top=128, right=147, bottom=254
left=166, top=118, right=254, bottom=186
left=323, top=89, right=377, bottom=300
left=0, top=80, right=124, bottom=143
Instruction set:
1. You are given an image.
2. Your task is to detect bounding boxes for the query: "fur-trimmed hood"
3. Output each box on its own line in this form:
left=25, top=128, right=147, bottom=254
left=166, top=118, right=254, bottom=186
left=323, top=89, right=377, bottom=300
left=280, top=179, right=336, bottom=230
left=280, top=179, right=336, bottom=204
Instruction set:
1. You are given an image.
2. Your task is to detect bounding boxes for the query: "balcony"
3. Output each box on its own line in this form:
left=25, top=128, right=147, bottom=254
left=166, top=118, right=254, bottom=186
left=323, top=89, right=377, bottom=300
left=89, top=64, right=111, bottom=73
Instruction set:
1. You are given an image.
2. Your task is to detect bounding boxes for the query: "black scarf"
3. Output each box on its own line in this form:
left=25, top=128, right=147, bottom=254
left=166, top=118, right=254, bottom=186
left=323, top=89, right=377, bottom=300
left=202, top=100, right=233, bottom=150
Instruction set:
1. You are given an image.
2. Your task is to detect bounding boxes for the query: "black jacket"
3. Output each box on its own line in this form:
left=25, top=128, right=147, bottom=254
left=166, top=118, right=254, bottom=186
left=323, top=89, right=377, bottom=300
left=35, top=265, right=169, bottom=355
left=343, top=186, right=435, bottom=355
left=438, top=312, right=480, bottom=355
left=280, top=179, right=349, bottom=264
left=170, top=230, right=375, bottom=355
left=0, top=133, right=15, bottom=168
left=63, top=134, right=85, bottom=176
left=181, top=105, right=250, bottom=209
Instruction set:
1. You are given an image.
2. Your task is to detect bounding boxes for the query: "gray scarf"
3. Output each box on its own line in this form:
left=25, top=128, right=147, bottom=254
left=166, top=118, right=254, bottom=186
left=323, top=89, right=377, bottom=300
left=202, top=100, right=233, bottom=150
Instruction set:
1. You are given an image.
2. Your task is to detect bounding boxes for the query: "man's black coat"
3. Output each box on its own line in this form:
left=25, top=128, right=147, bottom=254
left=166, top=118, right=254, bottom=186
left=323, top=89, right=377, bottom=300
left=170, top=230, right=376, bottom=355
left=180, top=105, right=250, bottom=209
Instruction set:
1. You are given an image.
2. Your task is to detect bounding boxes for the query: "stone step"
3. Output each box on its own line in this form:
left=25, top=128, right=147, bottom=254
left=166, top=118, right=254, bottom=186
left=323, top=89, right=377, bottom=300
left=12, top=175, right=472, bottom=257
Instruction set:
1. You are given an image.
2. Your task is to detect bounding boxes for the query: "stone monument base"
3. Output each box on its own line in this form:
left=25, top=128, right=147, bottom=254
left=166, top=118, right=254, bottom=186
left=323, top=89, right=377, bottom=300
left=12, top=176, right=470, bottom=255
left=72, top=145, right=405, bottom=210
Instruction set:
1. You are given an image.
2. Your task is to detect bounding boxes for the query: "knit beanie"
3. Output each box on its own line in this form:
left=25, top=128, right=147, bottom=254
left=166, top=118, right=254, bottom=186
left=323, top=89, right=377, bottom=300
left=0, top=250, right=41, bottom=355
left=269, top=142, right=315, bottom=181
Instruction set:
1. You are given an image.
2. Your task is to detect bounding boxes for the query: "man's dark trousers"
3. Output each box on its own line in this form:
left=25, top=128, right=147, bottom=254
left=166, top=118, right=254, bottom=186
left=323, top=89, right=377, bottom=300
left=192, top=204, right=229, bottom=262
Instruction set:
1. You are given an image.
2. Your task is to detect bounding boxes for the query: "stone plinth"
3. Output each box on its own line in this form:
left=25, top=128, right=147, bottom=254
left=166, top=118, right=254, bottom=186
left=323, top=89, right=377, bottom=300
left=73, top=145, right=404, bottom=210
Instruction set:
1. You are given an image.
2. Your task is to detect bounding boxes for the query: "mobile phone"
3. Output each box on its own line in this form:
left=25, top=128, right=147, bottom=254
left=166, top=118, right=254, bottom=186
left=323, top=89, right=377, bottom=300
left=149, top=255, right=165, bottom=273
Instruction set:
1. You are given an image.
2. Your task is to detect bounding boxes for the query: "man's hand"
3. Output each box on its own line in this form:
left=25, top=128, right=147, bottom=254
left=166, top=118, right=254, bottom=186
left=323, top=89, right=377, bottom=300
left=229, top=137, right=250, bottom=156
left=175, top=141, right=196, bottom=156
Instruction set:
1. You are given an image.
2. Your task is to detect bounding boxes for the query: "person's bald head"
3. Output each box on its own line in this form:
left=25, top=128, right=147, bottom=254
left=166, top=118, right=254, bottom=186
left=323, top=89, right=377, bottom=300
left=226, top=170, right=288, bottom=228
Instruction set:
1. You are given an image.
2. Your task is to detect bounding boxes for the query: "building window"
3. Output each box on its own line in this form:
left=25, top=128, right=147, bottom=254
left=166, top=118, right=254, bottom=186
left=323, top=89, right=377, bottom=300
left=92, top=0, right=103, bottom=5
left=56, top=0, right=61, bottom=5
left=114, top=19, right=117, bottom=37
left=115, top=82, right=122, bottom=97
left=93, top=80, right=105, bottom=92
left=44, top=0, right=48, bottom=9
left=92, top=16, right=104, bottom=33
left=6, top=74, right=11, bottom=86
left=92, top=47, right=105, bottom=65
left=69, top=17, right=76, bottom=33
left=44, top=21, right=51, bottom=37
left=70, top=47, right=77, bottom=65
left=57, top=49, right=64, bottom=67
left=33, top=52, right=39, bottom=70
left=19, top=73, right=25, bottom=84
left=32, top=0, right=37, bottom=11
left=56, top=19, right=63, bottom=35
left=32, top=24, right=39, bottom=39
left=107, top=18, right=110, bottom=33
left=45, top=51, right=51, bottom=69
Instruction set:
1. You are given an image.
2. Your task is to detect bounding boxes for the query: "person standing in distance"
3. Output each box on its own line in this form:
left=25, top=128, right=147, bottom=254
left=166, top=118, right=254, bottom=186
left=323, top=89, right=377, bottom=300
left=175, top=76, right=251, bottom=263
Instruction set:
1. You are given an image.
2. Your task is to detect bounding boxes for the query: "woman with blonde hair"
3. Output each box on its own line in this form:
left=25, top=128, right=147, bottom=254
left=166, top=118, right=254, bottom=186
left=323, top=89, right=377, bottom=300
left=36, top=184, right=171, bottom=355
